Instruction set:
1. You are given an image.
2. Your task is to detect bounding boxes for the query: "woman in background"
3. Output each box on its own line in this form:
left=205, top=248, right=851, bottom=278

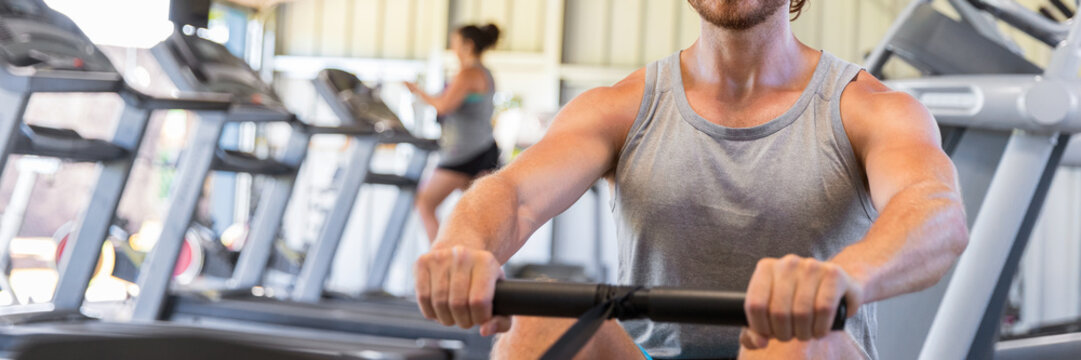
left=406, top=24, right=501, bottom=243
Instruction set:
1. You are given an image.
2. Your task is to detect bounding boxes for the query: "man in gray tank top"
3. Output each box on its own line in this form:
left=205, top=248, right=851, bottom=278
left=413, top=1, right=969, bottom=359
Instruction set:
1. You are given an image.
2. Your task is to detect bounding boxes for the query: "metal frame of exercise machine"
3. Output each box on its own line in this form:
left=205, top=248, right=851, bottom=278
left=128, top=28, right=309, bottom=319
left=0, top=1, right=454, bottom=358
left=129, top=26, right=489, bottom=359
left=866, top=0, right=1081, bottom=359
left=292, top=68, right=437, bottom=301
left=0, top=0, right=233, bottom=314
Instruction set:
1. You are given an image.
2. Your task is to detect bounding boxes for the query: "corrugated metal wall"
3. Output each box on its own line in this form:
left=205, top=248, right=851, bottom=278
left=274, top=0, right=917, bottom=107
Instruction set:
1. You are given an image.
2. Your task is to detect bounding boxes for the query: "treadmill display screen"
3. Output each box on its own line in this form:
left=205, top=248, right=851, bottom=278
left=165, top=33, right=280, bottom=106
left=318, top=69, right=409, bottom=134
left=0, top=0, right=115, bottom=72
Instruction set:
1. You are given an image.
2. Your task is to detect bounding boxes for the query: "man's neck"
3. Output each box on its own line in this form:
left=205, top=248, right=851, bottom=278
left=686, top=11, right=811, bottom=101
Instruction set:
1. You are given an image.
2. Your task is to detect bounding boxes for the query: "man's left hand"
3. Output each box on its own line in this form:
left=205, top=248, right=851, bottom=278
left=740, top=255, right=863, bottom=349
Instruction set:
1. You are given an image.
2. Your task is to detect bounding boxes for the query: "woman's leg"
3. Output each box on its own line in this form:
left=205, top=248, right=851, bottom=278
left=415, top=169, right=472, bottom=243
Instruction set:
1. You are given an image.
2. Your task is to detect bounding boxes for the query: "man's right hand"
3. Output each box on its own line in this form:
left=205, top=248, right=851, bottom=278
left=414, top=245, right=511, bottom=336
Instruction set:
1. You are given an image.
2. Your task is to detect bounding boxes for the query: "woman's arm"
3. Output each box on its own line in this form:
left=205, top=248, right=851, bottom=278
left=405, top=68, right=484, bottom=116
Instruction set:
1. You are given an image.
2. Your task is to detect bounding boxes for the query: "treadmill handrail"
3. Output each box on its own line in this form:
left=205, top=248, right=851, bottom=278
left=377, top=132, right=440, bottom=150
left=225, top=103, right=295, bottom=123
left=119, top=85, right=233, bottom=111
left=0, top=64, right=122, bottom=93
left=965, top=0, right=1071, bottom=46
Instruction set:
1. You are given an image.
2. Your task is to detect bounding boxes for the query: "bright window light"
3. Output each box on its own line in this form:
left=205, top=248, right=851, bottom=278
left=43, top=0, right=174, bottom=48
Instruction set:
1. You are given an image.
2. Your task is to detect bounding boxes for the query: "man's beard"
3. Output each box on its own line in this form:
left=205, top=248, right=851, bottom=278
left=687, top=0, right=789, bottom=31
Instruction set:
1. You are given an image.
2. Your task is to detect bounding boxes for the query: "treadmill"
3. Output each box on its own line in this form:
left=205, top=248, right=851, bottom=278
left=0, top=1, right=453, bottom=359
left=130, top=15, right=491, bottom=360
left=865, top=1, right=1081, bottom=359
left=0, top=0, right=231, bottom=313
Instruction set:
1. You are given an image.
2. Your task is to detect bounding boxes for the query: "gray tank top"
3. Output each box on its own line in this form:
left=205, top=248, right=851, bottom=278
left=613, top=51, right=878, bottom=359
left=438, top=66, right=496, bottom=166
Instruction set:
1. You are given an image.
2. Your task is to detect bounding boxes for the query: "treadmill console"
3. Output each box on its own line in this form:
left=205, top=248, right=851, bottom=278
left=0, top=0, right=115, bottom=73
left=156, top=32, right=281, bottom=107
left=318, top=69, right=409, bottom=134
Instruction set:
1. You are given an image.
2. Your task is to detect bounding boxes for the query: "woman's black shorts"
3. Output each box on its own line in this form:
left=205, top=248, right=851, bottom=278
left=438, top=143, right=501, bottom=177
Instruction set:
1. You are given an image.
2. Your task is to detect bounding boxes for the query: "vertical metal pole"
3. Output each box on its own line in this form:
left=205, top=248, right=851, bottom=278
left=0, top=90, right=30, bottom=180
left=919, top=132, right=1059, bottom=360
left=52, top=105, right=152, bottom=311
left=132, top=111, right=225, bottom=321
left=363, top=146, right=431, bottom=292
left=0, top=159, right=56, bottom=304
left=966, top=134, right=1068, bottom=359
left=229, top=128, right=309, bottom=289
left=0, top=90, right=32, bottom=304
left=292, top=136, right=377, bottom=302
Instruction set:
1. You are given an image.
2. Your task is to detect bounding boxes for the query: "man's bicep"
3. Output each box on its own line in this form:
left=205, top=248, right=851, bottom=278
left=500, top=89, right=633, bottom=222
left=858, top=95, right=957, bottom=211
left=864, top=142, right=956, bottom=211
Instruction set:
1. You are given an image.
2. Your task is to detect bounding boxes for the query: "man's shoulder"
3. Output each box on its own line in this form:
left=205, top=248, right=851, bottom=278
left=564, top=67, right=648, bottom=121
left=581, top=68, right=647, bottom=105
left=840, top=71, right=929, bottom=122
left=839, top=70, right=939, bottom=153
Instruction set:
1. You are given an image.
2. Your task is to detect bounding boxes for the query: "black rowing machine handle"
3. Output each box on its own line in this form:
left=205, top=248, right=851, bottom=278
left=492, top=280, right=847, bottom=331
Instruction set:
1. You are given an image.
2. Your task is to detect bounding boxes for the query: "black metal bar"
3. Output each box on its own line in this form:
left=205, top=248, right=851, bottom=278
left=493, top=280, right=846, bottom=329
left=1039, top=6, right=1061, bottom=22
left=1049, top=0, right=1075, bottom=19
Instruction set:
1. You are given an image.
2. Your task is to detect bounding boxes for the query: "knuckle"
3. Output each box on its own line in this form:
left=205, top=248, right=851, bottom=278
left=449, top=299, right=468, bottom=311
left=468, top=296, right=490, bottom=309
left=792, top=309, right=811, bottom=322
left=769, top=308, right=788, bottom=321
left=745, top=300, right=768, bottom=315
left=823, top=264, right=842, bottom=277
left=815, top=304, right=833, bottom=315
left=776, top=256, right=800, bottom=271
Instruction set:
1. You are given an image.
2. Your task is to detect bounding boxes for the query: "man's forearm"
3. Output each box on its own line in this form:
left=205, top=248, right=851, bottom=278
left=432, top=174, right=534, bottom=263
left=831, top=180, right=969, bottom=304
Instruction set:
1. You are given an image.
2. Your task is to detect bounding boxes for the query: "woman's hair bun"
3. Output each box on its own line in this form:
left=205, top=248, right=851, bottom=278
left=459, top=23, right=501, bottom=54
left=480, top=23, right=500, bottom=45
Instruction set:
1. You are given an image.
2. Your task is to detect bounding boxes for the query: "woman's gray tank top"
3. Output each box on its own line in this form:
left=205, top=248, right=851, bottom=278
left=613, top=51, right=879, bottom=359
left=438, top=66, right=496, bottom=166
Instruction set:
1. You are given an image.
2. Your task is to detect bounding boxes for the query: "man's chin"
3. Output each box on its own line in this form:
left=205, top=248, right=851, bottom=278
left=688, top=0, right=787, bottom=31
